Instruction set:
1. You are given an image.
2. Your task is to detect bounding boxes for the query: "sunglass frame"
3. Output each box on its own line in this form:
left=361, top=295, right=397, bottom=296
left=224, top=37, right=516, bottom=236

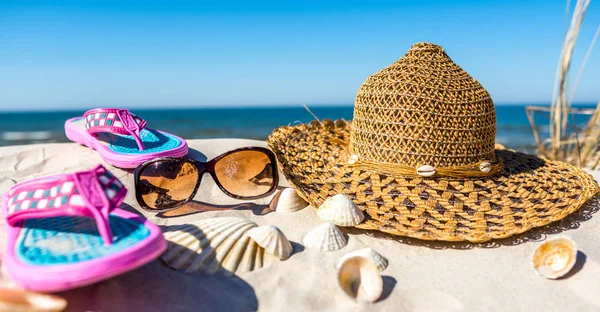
left=134, top=146, right=279, bottom=211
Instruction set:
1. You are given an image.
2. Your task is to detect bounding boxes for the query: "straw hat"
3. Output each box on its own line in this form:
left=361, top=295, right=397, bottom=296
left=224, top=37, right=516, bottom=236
left=267, top=42, right=599, bottom=242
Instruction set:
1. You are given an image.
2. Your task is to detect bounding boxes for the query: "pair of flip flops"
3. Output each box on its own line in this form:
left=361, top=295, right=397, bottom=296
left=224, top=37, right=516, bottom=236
left=2, top=108, right=184, bottom=291
left=3, top=165, right=166, bottom=292
left=65, top=108, right=188, bottom=168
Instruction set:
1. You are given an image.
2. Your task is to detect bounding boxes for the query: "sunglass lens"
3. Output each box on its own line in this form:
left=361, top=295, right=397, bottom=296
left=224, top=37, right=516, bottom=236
left=138, top=159, right=199, bottom=210
left=214, top=150, right=276, bottom=198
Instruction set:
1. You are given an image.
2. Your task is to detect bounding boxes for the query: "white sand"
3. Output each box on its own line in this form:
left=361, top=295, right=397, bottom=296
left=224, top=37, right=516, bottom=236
left=1, top=139, right=600, bottom=311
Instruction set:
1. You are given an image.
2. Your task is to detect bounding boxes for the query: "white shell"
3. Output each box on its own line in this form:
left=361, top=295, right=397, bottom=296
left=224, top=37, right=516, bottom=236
left=531, top=236, right=577, bottom=279
left=0, top=288, right=67, bottom=312
left=416, top=165, right=435, bottom=177
left=247, top=225, right=293, bottom=260
left=161, top=217, right=276, bottom=275
left=480, top=161, right=492, bottom=173
left=276, top=188, right=308, bottom=213
left=337, top=256, right=383, bottom=303
left=317, top=194, right=364, bottom=227
left=303, top=222, right=348, bottom=251
left=338, top=248, right=388, bottom=271
left=348, top=154, right=359, bottom=165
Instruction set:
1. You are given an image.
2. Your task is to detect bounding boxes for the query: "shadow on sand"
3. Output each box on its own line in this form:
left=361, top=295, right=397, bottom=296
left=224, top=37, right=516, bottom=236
left=155, top=199, right=277, bottom=218
left=58, top=260, right=258, bottom=312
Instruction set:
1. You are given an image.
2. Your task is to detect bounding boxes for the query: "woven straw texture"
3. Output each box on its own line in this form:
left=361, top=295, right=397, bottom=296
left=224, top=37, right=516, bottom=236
left=267, top=43, right=600, bottom=242
left=351, top=42, right=496, bottom=169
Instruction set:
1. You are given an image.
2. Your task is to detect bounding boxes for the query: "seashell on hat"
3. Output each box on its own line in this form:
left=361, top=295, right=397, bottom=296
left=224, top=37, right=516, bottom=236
left=267, top=42, right=599, bottom=242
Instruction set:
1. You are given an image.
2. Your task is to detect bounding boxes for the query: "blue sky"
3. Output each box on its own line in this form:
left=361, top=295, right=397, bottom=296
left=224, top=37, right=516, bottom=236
left=0, top=0, right=598, bottom=111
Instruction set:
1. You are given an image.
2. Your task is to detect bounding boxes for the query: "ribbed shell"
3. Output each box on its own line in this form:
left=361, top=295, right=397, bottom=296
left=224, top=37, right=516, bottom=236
left=303, top=222, right=347, bottom=251
left=338, top=248, right=388, bottom=271
left=161, top=217, right=275, bottom=275
left=276, top=188, right=308, bottom=212
left=317, top=194, right=364, bottom=227
left=247, top=225, right=293, bottom=260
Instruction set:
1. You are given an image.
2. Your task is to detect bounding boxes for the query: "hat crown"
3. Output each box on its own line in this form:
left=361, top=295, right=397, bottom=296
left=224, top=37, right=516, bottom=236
left=349, top=42, right=496, bottom=168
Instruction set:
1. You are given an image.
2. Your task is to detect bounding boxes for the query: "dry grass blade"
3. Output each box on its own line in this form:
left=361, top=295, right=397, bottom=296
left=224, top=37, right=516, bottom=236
left=302, top=103, right=320, bottom=122
left=528, top=0, right=598, bottom=167
left=569, top=25, right=600, bottom=105
left=526, top=106, right=546, bottom=154
left=584, top=99, right=600, bottom=169
left=569, top=27, right=600, bottom=167
left=549, top=0, right=590, bottom=159
left=571, top=26, right=600, bottom=163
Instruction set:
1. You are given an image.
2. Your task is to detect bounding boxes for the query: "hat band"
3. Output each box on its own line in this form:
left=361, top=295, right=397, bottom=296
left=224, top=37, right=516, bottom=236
left=347, top=156, right=504, bottom=178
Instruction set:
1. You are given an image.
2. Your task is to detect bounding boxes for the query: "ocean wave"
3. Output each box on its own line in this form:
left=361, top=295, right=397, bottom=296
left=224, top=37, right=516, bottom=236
left=1, top=131, right=52, bottom=141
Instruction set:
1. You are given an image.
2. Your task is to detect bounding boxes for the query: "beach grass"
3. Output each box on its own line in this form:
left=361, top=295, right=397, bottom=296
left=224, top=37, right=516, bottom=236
left=527, top=0, right=600, bottom=168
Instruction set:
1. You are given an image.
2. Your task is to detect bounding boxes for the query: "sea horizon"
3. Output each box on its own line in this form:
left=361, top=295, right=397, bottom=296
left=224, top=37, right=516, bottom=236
left=1, top=103, right=597, bottom=154
left=0, top=102, right=597, bottom=113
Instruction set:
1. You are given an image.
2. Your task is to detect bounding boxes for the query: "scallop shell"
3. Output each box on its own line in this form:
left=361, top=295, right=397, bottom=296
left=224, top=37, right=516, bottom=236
left=416, top=165, right=435, bottom=177
left=317, top=194, right=364, bottom=227
left=479, top=161, right=492, bottom=173
left=303, top=222, right=347, bottom=251
left=338, top=248, right=388, bottom=272
left=337, top=256, right=383, bottom=303
left=0, top=288, right=67, bottom=312
left=276, top=188, right=308, bottom=213
left=161, top=217, right=276, bottom=275
left=531, top=236, right=577, bottom=279
left=247, top=225, right=293, bottom=260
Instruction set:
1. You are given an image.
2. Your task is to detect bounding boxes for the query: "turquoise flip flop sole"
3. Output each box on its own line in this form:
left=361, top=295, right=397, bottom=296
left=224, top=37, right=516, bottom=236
left=16, top=215, right=150, bottom=266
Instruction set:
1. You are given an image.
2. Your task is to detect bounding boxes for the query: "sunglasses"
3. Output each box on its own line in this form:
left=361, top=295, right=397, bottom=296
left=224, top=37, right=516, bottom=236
left=134, top=147, right=279, bottom=211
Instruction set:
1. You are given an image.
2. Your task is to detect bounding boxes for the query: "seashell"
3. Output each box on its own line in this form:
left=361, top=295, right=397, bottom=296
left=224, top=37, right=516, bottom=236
left=337, top=256, right=383, bottom=303
left=322, top=119, right=334, bottom=128
left=338, top=248, right=388, bottom=272
left=531, top=236, right=577, bottom=279
left=303, top=222, right=347, bottom=251
left=0, top=288, right=67, bottom=312
left=334, top=119, right=348, bottom=128
left=161, top=217, right=276, bottom=275
left=247, top=225, right=293, bottom=260
left=348, top=154, right=359, bottom=165
left=479, top=161, right=492, bottom=173
left=308, top=120, right=321, bottom=128
left=276, top=188, right=308, bottom=213
left=317, top=194, right=364, bottom=227
left=416, top=165, right=435, bottom=177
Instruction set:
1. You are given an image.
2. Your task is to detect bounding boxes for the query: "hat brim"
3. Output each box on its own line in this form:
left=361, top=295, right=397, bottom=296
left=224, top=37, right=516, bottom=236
left=267, top=120, right=600, bottom=242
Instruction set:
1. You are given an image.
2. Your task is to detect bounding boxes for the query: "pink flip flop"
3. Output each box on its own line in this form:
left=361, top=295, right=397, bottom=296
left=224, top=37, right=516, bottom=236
left=65, top=108, right=188, bottom=168
left=2, top=165, right=166, bottom=292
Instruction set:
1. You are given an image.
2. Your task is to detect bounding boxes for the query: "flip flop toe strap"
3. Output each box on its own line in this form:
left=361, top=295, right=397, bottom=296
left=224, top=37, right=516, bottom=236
left=5, top=165, right=127, bottom=245
left=83, top=108, right=148, bottom=151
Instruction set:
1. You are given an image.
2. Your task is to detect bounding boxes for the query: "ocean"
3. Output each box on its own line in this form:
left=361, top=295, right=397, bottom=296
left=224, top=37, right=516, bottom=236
left=0, top=105, right=595, bottom=154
